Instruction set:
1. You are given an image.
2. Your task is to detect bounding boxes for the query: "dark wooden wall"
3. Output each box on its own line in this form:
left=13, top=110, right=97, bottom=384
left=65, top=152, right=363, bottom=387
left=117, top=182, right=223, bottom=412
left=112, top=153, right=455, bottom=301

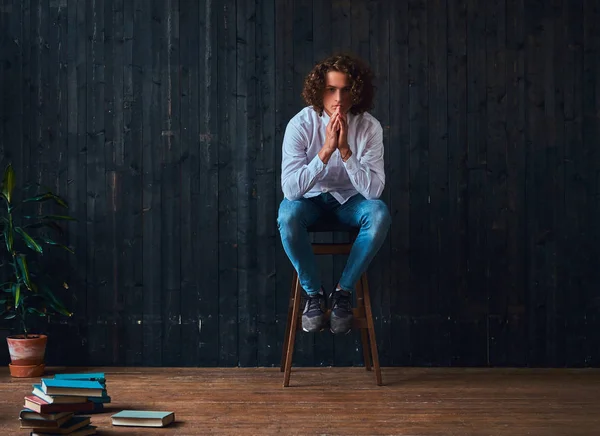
left=0, top=0, right=599, bottom=368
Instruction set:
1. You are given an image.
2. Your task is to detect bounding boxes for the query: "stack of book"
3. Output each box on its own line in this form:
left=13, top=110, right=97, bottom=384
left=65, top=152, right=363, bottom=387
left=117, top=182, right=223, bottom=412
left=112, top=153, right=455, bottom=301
left=19, top=372, right=110, bottom=435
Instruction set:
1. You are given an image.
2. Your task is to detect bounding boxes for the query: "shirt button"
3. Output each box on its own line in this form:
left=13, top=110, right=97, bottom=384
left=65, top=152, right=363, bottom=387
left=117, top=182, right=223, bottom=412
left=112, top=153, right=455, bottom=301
left=321, top=188, right=328, bottom=193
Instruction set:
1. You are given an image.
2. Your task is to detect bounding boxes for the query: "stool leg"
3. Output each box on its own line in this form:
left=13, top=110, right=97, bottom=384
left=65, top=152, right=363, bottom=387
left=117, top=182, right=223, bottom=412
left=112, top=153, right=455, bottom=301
left=362, top=274, right=382, bottom=386
left=283, top=275, right=302, bottom=387
left=355, top=276, right=372, bottom=371
left=280, top=271, right=298, bottom=372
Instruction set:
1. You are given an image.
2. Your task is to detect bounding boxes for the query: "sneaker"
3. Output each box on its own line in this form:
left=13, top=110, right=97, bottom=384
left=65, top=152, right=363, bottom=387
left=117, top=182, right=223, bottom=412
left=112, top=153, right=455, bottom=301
left=330, top=289, right=353, bottom=334
left=302, top=289, right=326, bottom=333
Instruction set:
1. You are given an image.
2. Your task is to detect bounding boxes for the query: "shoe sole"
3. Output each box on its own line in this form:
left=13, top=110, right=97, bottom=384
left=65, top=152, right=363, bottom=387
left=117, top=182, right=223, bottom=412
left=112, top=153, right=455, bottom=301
left=330, top=327, right=352, bottom=335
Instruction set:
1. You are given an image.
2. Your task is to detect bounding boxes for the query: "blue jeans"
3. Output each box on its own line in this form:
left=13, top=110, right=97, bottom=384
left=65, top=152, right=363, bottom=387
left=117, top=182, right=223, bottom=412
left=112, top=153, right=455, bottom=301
left=277, top=193, right=391, bottom=295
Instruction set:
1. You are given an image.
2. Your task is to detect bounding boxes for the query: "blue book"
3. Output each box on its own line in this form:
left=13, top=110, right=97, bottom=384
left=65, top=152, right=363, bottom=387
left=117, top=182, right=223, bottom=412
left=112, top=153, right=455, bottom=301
left=41, top=379, right=105, bottom=397
left=89, top=395, right=111, bottom=404
left=111, top=410, right=175, bottom=427
left=54, top=372, right=106, bottom=383
left=31, top=384, right=89, bottom=404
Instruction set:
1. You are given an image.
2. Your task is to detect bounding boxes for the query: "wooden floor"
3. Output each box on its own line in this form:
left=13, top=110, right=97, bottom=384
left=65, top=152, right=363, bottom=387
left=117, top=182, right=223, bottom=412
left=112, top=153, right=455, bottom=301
left=1, top=367, right=599, bottom=435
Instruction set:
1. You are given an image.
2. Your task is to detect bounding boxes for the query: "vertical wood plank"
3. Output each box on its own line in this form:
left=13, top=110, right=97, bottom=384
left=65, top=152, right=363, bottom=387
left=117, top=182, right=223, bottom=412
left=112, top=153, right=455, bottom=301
left=110, top=0, right=126, bottom=365
left=582, top=0, right=599, bottom=366
left=389, top=0, right=411, bottom=366
left=505, top=0, right=528, bottom=366
left=217, top=0, right=238, bottom=366
left=525, top=0, right=547, bottom=367
left=160, top=0, right=181, bottom=367
left=427, top=0, right=450, bottom=366
left=86, top=0, right=109, bottom=365
left=48, top=0, right=75, bottom=360
left=459, top=0, right=488, bottom=366
left=178, top=0, right=200, bottom=366
left=140, top=0, right=163, bottom=366
left=485, top=0, right=509, bottom=366
left=446, top=0, right=468, bottom=366
left=550, top=0, right=567, bottom=368
left=196, top=0, right=220, bottom=366
left=123, top=0, right=143, bottom=365
left=64, top=0, right=88, bottom=364
left=408, top=0, right=430, bottom=365
left=237, top=0, right=258, bottom=367
left=256, top=0, right=277, bottom=367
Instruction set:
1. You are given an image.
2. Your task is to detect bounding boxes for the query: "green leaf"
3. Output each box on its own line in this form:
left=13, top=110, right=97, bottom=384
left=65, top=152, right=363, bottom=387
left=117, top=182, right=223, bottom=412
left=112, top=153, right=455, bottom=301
left=27, top=307, right=47, bottom=316
left=1, top=164, right=16, bottom=204
left=15, top=227, right=43, bottom=254
left=0, top=298, right=7, bottom=304
left=22, top=192, right=68, bottom=208
left=46, top=294, right=72, bottom=317
left=16, top=255, right=32, bottom=290
left=41, top=237, right=74, bottom=254
left=3, top=313, right=16, bottom=320
left=22, top=221, right=65, bottom=235
left=13, top=283, right=21, bottom=307
left=3, top=215, right=13, bottom=252
left=38, top=283, right=71, bottom=317
left=39, top=214, right=76, bottom=221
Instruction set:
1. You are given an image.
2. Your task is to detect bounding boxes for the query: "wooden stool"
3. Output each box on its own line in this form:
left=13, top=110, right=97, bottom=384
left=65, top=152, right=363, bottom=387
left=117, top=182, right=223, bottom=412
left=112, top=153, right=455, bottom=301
left=280, top=222, right=382, bottom=387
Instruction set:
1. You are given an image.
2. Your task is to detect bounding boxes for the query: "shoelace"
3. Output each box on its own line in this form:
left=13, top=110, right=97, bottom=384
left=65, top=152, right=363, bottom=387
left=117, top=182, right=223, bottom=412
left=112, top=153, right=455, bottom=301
left=332, top=292, right=351, bottom=312
left=306, top=294, right=323, bottom=313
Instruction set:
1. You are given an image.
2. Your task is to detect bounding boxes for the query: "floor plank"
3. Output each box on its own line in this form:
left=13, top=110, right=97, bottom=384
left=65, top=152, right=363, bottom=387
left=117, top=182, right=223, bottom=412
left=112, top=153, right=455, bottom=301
left=1, top=367, right=599, bottom=435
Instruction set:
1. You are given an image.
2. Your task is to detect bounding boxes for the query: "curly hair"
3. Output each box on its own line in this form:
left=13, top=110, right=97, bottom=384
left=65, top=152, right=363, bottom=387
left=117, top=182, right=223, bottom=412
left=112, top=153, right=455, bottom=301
left=301, top=53, right=375, bottom=116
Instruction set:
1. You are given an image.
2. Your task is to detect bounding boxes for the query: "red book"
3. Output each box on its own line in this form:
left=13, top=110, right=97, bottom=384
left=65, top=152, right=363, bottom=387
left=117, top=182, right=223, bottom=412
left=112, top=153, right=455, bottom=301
left=23, top=396, right=95, bottom=414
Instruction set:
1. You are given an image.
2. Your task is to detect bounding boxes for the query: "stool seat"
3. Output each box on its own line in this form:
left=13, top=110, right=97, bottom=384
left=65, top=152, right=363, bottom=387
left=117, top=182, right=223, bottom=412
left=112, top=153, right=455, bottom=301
left=280, top=222, right=382, bottom=387
left=307, top=219, right=357, bottom=233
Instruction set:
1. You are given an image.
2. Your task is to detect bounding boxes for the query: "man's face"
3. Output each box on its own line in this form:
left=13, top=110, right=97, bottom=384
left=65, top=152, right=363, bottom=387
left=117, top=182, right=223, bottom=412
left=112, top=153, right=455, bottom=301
left=323, top=71, right=352, bottom=116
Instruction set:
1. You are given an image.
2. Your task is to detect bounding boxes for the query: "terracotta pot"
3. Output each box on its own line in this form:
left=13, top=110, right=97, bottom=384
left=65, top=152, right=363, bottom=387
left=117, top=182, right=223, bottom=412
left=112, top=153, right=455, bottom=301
left=6, top=334, right=47, bottom=365
left=9, top=363, right=45, bottom=378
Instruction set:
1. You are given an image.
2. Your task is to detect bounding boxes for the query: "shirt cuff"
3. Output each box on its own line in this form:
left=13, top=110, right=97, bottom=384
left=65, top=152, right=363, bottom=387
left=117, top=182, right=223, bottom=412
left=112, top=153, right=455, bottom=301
left=309, top=154, right=326, bottom=178
left=342, top=152, right=360, bottom=175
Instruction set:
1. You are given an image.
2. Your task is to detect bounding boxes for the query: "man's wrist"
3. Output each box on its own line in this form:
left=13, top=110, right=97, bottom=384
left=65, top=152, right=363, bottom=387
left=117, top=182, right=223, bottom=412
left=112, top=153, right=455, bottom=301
left=339, top=147, right=352, bottom=162
left=318, top=146, right=335, bottom=164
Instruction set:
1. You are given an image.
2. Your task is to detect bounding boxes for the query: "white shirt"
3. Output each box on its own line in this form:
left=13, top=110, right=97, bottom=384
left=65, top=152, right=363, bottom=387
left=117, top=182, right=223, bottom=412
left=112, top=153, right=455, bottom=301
left=281, top=106, right=385, bottom=204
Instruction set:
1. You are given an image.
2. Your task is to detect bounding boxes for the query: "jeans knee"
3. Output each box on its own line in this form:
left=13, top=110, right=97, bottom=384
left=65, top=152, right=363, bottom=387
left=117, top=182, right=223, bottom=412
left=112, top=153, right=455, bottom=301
left=277, top=201, right=301, bottom=239
left=365, top=201, right=391, bottom=236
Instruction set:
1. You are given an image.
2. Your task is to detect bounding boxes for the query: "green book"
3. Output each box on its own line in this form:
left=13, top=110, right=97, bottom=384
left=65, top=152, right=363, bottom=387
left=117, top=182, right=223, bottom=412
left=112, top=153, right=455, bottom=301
left=111, top=410, right=175, bottom=427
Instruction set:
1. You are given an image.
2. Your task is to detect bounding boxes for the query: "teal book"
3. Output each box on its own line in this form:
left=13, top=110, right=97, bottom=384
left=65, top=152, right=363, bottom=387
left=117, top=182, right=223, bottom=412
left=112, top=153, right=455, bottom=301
left=111, top=410, right=175, bottom=427
left=30, top=426, right=96, bottom=436
left=27, top=416, right=90, bottom=435
left=31, top=384, right=88, bottom=404
left=54, top=373, right=106, bottom=384
left=89, top=395, right=111, bottom=404
left=41, top=379, right=105, bottom=397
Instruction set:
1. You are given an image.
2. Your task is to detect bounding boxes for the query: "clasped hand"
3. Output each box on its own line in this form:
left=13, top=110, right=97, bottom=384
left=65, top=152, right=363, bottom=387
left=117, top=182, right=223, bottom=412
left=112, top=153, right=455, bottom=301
left=325, top=107, right=350, bottom=160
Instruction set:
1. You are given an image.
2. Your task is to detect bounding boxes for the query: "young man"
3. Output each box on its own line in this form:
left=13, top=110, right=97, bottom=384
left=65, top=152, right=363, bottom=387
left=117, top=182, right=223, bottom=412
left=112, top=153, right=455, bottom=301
left=277, top=54, right=391, bottom=335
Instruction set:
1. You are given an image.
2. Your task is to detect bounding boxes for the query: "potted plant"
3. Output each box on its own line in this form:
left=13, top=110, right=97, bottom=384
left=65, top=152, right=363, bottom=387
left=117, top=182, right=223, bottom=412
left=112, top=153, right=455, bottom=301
left=0, top=163, right=75, bottom=377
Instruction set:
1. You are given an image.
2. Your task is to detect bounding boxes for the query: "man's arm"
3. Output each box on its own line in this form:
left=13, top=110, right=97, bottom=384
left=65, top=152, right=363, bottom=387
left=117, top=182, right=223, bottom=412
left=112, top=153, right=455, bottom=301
left=281, top=122, right=325, bottom=201
left=281, top=114, right=339, bottom=201
left=339, top=121, right=385, bottom=199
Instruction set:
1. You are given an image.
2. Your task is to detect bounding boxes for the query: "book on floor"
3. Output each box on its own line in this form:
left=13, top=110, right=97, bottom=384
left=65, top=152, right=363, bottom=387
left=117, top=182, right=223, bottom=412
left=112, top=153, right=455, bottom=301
left=41, top=379, right=105, bottom=397
left=29, top=426, right=96, bottom=436
left=54, top=373, right=106, bottom=383
left=27, top=416, right=90, bottom=435
left=20, top=412, right=74, bottom=429
left=24, top=396, right=96, bottom=414
left=19, top=409, right=73, bottom=421
left=32, top=384, right=89, bottom=404
left=111, top=410, right=175, bottom=427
